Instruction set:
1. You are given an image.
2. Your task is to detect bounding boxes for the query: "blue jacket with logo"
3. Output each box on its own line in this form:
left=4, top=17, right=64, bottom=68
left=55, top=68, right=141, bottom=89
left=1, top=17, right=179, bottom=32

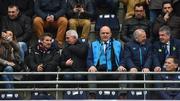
left=123, top=40, right=152, bottom=70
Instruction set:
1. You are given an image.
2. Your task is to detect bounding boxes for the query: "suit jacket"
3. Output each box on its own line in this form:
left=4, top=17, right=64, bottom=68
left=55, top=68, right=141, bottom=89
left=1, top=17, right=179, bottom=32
left=153, top=38, right=180, bottom=68
left=154, top=71, right=180, bottom=99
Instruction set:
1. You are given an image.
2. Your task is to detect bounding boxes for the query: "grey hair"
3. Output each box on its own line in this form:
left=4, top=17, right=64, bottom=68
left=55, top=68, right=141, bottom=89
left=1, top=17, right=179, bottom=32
left=159, top=25, right=171, bottom=36
left=133, top=28, right=146, bottom=39
left=66, top=29, right=78, bottom=39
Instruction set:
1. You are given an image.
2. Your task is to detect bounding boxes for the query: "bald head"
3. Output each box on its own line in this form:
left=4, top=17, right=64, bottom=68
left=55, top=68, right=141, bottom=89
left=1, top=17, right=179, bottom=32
left=133, top=29, right=147, bottom=44
left=99, top=26, right=112, bottom=42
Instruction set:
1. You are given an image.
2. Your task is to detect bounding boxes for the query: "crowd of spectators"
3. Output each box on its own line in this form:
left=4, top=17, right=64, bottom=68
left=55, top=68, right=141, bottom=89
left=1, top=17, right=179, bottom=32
left=0, top=0, right=180, bottom=100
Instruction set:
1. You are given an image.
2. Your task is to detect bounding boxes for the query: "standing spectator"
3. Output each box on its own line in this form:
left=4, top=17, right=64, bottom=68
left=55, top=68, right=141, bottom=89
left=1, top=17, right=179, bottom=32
left=60, top=30, right=88, bottom=88
left=121, top=0, right=146, bottom=19
left=27, top=33, right=59, bottom=87
left=121, top=3, right=151, bottom=43
left=146, top=0, right=169, bottom=25
left=87, top=26, right=127, bottom=99
left=152, top=1, right=173, bottom=41
left=33, top=0, right=68, bottom=48
left=0, top=28, right=21, bottom=89
left=1, top=5, right=32, bottom=62
left=123, top=29, right=152, bottom=99
left=0, top=0, right=34, bottom=17
left=66, top=0, right=94, bottom=40
left=154, top=56, right=180, bottom=100
left=153, top=25, right=180, bottom=72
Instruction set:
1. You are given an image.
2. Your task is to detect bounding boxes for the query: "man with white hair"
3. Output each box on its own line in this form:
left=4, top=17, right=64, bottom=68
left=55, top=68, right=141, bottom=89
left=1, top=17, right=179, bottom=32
left=123, top=28, right=152, bottom=99
left=60, top=29, right=88, bottom=87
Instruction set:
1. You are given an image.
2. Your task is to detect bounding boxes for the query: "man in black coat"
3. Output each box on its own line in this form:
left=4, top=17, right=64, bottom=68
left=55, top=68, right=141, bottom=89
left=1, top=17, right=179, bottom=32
left=60, top=29, right=88, bottom=88
left=27, top=33, right=59, bottom=84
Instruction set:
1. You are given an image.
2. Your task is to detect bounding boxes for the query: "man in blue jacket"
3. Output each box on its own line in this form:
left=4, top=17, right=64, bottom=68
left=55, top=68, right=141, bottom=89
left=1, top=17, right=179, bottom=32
left=123, top=28, right=152, bottom=99
left=153, top=25, right=180, bottom=72
left=87, top=26, right=127, bottom=99
left=154, top=56, right=180, bottom=100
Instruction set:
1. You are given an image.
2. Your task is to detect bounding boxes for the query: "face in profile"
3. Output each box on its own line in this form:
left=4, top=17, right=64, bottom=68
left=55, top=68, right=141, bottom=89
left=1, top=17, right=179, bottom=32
left=159, top=31, right=170, bottom=43
left=99, top=26, right=112, bottom=42
left=135, top=30, right=147, bottom=44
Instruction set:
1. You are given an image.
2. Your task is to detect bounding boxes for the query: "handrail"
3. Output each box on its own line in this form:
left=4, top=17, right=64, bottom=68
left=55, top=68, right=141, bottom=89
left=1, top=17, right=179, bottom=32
left=0, top=80, right=179, bottom=84
left=0, top=88, right=180, bottom=91
left=0, top=71, right=180, bottom=74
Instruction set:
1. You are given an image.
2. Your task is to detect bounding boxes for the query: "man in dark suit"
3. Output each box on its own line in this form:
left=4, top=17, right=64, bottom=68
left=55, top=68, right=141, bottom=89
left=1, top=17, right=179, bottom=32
left=154, top=56, right=180, bottom=100
left=153, top=25, right=180, bottom=72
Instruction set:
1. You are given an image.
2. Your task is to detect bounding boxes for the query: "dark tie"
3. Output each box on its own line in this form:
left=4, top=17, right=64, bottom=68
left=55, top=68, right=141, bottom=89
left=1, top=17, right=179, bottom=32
left=164, top=44, right=169, bottom=58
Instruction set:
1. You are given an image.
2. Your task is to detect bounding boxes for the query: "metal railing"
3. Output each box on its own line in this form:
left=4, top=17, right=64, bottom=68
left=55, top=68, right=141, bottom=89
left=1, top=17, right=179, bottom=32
left=0, top=72, right=180, bottom=100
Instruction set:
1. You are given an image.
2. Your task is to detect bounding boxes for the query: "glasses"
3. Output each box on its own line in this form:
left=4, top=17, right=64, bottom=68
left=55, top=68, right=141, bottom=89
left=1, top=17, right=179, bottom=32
left=135, top=10, right=144, bottom=12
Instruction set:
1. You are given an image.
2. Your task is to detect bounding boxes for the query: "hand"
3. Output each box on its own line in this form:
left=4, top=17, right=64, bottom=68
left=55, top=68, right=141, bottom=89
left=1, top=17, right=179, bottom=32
left=7, top=62, right=15, bottom=66
left=79, top=8, right=84, bottom=13
left=117, top=66, right=127, bottom=72
left=37, top=64, right=44, bottom=72
left=154, top=66, right=161, bottom=72
left=46, top=15, right=54, bottom=22
left=65, top=58, right=73, bottom=66
left=130, top=68, right=138, bottom=72
left=88, top=66, right=97, bottom=72
left=1, top=32, right=7, bottom=39
left=146, top=0, right=150, bottom=5
left=6, top=36, right=13, bottom=41
left=164, top=13, right=170, bottom=21
left=142, top=68, right=150, bottom=72
left=73, top=8, right=79, bottom=13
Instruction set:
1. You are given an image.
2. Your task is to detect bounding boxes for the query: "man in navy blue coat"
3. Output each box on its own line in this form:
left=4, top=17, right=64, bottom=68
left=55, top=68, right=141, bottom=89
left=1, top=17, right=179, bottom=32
left=153, top=25, right=180, bottom=72
left=154, top=56, right=180, bottom=100
left=123, top=28, right=152, bottom=99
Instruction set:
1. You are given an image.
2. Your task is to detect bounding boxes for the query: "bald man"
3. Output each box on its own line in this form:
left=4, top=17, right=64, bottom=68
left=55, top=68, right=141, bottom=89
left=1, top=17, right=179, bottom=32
left=87, top=26, right=126, bottom=99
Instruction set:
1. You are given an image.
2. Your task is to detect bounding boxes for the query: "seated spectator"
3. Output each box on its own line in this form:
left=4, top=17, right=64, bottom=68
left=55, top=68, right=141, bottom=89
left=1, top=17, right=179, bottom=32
left=33, top=0, right=68, bottom=48
left=27, top=33, right=59, bottom=87
left=0, top=0, right=34, bottom=17
left=153, top=25, right=180, bottom=72
left=146, top=0, right=169, bottom=25
left=154, top=56, right=180, bottom=100
left=0, top=28, right=21, bottom=89
left=87, top=26, right=127, bottom=99
left=121, top=0, right=146, bottom=19
left=60, top=30, right=88, bottom=88
left=121, top=3, right=151, bottom=43
left=66, top=0, right=94, bottom=40
left=152, top=1, right=173, bottom=41
left=168, top=0, right=180, bottom=39
left=1, top=5, right=32, bottom=61
left=123, top=28, right=152, bottom=99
